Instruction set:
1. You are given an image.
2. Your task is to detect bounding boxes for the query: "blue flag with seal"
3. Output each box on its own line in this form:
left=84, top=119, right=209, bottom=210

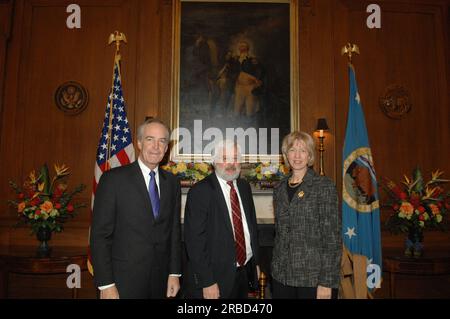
left=340, top=64, right=382, bottom=298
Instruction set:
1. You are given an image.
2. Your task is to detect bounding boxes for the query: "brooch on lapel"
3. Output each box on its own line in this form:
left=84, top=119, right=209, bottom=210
left=298, top=191, right=305, bottom=199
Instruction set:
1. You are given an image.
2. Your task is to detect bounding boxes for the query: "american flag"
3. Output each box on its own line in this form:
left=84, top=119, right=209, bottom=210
left=87, top=60, right=135, bottom=275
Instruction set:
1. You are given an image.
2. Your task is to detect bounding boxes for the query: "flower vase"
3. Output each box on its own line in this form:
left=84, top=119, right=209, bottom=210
left=404, top=228, right=423, bottom=258
left=36, top=226, right=52, bottom=257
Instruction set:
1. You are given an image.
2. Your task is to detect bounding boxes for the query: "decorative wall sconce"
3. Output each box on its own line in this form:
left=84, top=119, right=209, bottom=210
left=315, top=118, right=329, bottom=176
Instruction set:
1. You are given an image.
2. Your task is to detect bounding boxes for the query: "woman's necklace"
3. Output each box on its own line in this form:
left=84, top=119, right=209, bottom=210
left=288, top=177, right=302, bottom=188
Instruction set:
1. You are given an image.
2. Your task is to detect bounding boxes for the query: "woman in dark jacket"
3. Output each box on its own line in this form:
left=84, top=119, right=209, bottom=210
left=271, top=131, right=341, bottom=299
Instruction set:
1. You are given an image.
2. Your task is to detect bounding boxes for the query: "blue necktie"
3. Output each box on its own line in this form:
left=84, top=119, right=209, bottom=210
left=148, top=171, right=160, bottom=218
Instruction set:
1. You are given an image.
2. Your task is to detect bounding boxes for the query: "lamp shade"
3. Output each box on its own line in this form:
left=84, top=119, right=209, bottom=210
left=316, top=118, right=329, bottom=131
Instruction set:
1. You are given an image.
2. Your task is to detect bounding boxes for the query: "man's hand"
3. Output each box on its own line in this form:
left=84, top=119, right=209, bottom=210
left=203, top=283, right=220, bottom=299
left=100, top=285, right=120, bottom=299
left=316, top=285, right=332, bottom=299
left=166, top=276, right=180, bottom=298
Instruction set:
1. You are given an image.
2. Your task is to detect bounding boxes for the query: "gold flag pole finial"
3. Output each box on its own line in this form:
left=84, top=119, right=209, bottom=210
left=341, top=43, right=360, bottom=64
left=108, top=31, right=127, bottom=61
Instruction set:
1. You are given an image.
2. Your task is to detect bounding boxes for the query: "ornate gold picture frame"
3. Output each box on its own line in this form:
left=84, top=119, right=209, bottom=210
left=171, top=0, right=299, bottom=163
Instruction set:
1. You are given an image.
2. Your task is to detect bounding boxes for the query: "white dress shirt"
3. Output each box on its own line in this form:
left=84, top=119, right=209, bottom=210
left=215, top=174, right=253, bottom=267
left=137, top=158, right=160, bottom=197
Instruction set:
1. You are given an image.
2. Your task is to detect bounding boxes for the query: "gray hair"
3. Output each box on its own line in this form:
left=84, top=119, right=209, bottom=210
left=211, top=139, right=242, bottom=164
left=137, top=117, right=170, bottom=142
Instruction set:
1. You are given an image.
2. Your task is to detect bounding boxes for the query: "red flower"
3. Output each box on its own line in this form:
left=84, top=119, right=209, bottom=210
left=410, top=194, right=420, bottom=208
left=399, top=192, right=408, bottom=200
left=53, top=188, right=62, bottom=199
left=418, top=206, right=425, bottom=213
left=55, top=203, right=62, bottom=209
left=392, top=204, right=399, bottom=211
left=418, top=214, right=425, bottom=221
left=18, top=193, right=25, bottom=200
left=67, top=204, right=74, bottom=213
left=30, top=197, right=40, bottom=207
left=35, top=210, right=41, bottom=215
left=445, top=203, right=450, bottom=210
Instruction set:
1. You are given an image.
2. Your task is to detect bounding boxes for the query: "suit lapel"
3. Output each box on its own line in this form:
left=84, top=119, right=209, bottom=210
left=279, top=178, right=290, bottom=208
left=157, top=168, right=169, bottom=222
left=129, top=161, right=155, bottom=223
left=291, top=168, right=314, bottom=205
left=210, top=173, right=234, bottom=237
left=237, top=179, right=252, bottom=228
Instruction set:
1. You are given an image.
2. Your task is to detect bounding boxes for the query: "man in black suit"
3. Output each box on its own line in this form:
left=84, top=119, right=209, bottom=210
left=184, top=140, right=260, bottom=299
left=90, top=118, right=181, bottom=299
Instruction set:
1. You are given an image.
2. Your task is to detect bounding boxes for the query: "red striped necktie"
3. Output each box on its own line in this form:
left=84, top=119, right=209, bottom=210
left=227, top=181, right=246, bottom=266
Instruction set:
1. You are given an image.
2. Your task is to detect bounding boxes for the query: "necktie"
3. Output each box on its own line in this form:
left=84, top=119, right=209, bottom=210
left=227, top=181, right=246, bottom=266
left=148, top=171, right=160, bottom=218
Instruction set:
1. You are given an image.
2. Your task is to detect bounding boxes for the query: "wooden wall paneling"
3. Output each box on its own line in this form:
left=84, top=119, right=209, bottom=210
left=298, top=0, right=337, bottom=181
left=158, top=0, right=174, bottom=126
left=0, top=0, right=28, bottom=235
left=134, top=0, right=161, bottom=125
left=333, top=0, right=450, bottom=250
left=0, top=0, right=139, bottom=247
left=0, top=0, right=14, bottom=135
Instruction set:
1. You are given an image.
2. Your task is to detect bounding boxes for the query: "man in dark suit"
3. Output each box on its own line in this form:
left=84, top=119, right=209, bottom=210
left=90, top=118, right=181, bottom=299
left=184, top=140, right=259, bottom=299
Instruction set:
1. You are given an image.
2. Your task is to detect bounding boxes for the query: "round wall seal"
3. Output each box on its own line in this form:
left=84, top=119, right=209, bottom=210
left=55, top=81, right=88, bottom=115
left=379, top=85, right=411, bottom=119
left=343, top=147, right=380, bottom=213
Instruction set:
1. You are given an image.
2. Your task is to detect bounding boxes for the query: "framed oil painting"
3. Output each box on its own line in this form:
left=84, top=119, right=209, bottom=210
left=171, top=0, right=299, bottom=163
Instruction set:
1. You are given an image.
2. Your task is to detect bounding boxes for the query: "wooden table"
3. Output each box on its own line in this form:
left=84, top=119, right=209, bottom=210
left=383, top=249, right=450, bottom=298
left=0, top=246, right=88, bottom=299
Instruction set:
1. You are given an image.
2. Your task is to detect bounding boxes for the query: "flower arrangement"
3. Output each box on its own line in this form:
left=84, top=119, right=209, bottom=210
left=382, top=168, right=449, bottom=257
left=245, top=162, right=290, bottom=188
left=161, top=161, right=213, bottom=184
left=8, top=163, right=86, bottom=234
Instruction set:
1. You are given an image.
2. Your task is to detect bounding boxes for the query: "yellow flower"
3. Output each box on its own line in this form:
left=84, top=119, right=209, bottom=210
left=49, top=209, right=59, bottom=218
left=263, top=171, right=272, bottom=178
left=194, top=163, right=209, bottom=173
left=38, top=182, right=45, bottom=192
left=431, top=169, right=444, bottom=181
left=177, top=162, right=187, bottom=173
left=256, top=173, right=263, bottom=180
left=40, top=201, right=54, bottom=213
left=54, top=163, right=70, bottom=177
left=436, top=215, right=443, bottom=223
left=194, top=172, right=203, bottom=180
left=29, top=170, right=38, bottom=184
